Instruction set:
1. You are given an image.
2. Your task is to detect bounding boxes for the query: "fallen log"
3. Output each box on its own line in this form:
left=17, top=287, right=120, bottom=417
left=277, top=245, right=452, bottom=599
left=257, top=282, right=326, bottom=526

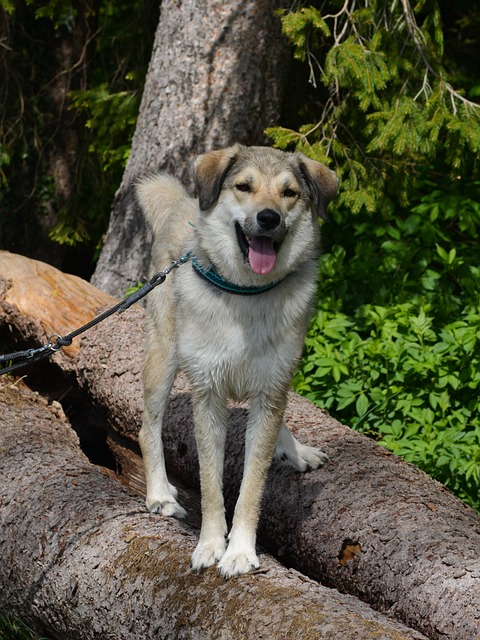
left=0, top=378, right=427, bottom=640
left=1, top=251, right=479, bottom=640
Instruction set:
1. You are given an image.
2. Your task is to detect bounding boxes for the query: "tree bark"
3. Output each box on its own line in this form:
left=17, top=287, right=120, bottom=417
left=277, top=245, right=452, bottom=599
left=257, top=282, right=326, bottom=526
left=0, top=378, right=428, bottom=640
left=1, top=251, right=480, bottom=640
left=91, top=0, right=291, bottom=297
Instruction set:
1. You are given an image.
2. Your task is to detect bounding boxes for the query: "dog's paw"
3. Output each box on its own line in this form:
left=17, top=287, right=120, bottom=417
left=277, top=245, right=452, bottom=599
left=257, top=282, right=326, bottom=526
left=276, top=442, right=328, bottom=472
left=191, top=537, right=226, bottom=573
left=275, top=425, right=329, bottom=473
left=294, top=443, right=329, bottom=471
left=217, top=547, right=259, bottom=579
left=146, top=496, right=187, bottom=519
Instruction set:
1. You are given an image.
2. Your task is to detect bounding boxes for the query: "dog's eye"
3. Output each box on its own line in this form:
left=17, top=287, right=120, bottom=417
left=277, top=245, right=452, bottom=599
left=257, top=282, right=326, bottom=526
left=235, top=183, right=252, bottom=193
left=283, top=188, right=298, bottom=198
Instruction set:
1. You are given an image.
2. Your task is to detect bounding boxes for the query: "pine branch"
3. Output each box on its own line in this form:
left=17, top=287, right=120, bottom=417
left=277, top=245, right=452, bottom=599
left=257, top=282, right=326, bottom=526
left=400, top=0, right=480, bottom=113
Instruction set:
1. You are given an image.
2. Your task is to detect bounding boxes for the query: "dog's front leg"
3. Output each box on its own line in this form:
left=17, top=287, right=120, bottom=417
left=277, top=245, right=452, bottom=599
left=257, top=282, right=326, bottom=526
left=140, top=332, right=186, bottom=519
left=217, top=393, right=287, bottom=578
left=190, top=389, right=229, bottom=572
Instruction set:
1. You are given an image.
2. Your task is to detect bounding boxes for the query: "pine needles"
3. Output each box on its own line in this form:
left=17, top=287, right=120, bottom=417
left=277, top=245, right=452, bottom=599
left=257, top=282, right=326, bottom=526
left=269, top=0, right=480, bottom=214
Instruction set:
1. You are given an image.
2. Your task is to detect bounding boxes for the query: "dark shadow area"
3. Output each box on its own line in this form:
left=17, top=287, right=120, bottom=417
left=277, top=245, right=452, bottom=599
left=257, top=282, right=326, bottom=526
left=14, top=359, right=118, bottom=473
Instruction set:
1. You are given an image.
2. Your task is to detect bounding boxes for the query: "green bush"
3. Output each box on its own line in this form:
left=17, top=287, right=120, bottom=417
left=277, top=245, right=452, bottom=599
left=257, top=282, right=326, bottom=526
left=293, top=181, right=480, bottom=511
left=294, top=302, right=480, bottom=510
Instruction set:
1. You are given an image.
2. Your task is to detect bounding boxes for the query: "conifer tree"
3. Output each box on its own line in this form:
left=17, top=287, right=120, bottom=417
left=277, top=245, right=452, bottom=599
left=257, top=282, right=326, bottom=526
left=267, top=0, right=480, bottom=214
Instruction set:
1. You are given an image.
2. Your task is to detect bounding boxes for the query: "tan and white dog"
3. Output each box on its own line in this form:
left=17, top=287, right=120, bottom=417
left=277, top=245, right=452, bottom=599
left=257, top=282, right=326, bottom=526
left=137, top=144, right=338, bottom=578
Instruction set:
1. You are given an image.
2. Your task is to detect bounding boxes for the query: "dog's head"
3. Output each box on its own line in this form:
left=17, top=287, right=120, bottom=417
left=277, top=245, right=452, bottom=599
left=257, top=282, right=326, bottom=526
left=194, top=145, right=338, bottom=281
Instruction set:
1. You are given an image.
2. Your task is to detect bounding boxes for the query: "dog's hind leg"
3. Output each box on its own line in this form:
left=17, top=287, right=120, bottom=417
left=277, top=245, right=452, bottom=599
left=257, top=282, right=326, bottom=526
left=140, top=330, right=186, bottom=519
left=274, top=422, right=328, bottom=472
left=190, top=389, right=229, bottom=572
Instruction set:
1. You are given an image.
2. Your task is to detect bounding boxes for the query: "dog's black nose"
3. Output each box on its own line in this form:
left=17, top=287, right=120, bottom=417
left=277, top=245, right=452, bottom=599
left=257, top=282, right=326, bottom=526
left=257, top=209, right=281, bottom=230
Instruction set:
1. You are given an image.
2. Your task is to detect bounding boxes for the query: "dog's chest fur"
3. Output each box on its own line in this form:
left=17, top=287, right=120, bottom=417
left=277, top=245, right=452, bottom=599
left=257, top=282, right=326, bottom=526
left=173, top=265, right=316, bottom=400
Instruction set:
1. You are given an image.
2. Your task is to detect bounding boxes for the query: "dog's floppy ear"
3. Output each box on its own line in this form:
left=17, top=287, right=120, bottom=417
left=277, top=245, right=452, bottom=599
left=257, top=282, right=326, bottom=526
left=298, top=155, right=339, bottom=219
left=194, top=145, right=240, bottom=211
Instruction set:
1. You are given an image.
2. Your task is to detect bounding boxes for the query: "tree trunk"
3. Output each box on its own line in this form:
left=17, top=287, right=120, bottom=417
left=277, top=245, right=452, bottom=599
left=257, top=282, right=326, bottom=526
left=0, top=378, right=428, bottom=640
left=1, top=251, right=480, bottom=640
left=91, top=0, right=291, bottom=297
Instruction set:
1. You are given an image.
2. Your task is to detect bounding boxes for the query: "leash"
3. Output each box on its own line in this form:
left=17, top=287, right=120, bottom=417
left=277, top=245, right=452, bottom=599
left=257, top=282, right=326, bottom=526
left=0, top=252, right=192, bottom=377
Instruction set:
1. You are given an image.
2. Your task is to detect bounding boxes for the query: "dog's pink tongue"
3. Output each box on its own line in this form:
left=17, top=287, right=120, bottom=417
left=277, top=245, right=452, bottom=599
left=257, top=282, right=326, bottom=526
left=248, top=237, right=276, bottom=275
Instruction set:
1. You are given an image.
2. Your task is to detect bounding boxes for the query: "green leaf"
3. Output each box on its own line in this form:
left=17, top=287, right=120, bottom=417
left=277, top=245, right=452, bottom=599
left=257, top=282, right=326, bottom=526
left=356, top=393, right=369, bottom=417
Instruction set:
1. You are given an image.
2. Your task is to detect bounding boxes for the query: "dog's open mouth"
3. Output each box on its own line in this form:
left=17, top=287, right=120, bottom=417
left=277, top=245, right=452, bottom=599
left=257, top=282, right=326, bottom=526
left=235, top=223, right=282, bottom=276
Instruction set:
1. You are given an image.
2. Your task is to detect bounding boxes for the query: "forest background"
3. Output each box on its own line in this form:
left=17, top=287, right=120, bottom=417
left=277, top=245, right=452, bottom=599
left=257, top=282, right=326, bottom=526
left=1, top=0, right=479, bottom=513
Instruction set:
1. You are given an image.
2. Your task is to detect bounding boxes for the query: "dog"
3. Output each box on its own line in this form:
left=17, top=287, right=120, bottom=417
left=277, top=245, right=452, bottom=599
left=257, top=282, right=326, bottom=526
left=136, top=144, right=338, bottom=578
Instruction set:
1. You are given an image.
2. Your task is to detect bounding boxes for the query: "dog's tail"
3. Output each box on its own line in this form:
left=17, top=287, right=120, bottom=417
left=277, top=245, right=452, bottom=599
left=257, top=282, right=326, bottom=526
left=136, top=173, right=192, bottom=237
